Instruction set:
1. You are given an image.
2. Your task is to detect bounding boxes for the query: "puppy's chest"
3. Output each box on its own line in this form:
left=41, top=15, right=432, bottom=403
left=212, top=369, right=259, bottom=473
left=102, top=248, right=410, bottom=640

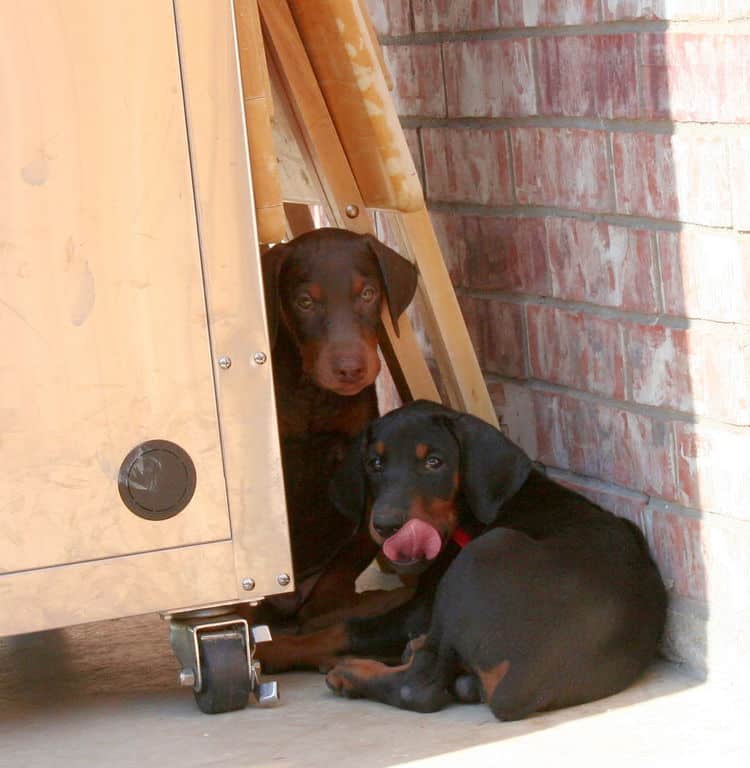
left=276, top=379, right=377, bottom=438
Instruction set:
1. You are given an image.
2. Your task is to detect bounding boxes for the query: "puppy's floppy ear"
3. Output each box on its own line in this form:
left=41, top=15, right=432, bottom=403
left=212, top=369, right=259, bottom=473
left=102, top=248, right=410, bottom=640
left=329, top=431, right=368, bottom=525
left=261, top=242, right=290, bottom=348
left=365, top=234, right=418, bottom=338
left=445, top=413, right=531, bottom=525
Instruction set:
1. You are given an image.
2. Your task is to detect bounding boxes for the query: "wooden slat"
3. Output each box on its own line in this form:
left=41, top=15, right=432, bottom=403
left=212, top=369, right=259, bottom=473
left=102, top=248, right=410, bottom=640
left=395, top=210, right=498, bottom=426
left=174, top=0, right=294, bottom=599
left=234, top=0, right=286, bottom=243
left=259, top=0, right=439, bottom=403
left=259, top=0, right=370, bottom=233
left=288, top=0, right=423, bottom=212
left=357, top=0, right=393, bottom=91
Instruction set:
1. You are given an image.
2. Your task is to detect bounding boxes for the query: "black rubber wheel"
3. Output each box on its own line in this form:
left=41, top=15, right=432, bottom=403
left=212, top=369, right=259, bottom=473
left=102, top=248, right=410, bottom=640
left=193, top=632, right=251, bottom=714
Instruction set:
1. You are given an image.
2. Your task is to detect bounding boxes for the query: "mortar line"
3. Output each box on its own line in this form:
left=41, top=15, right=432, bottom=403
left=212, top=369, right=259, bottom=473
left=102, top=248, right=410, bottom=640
left=457, top=287, right=750, bottom=331
left=400, top=114, right=750, bottom=135
left=377, top=19, right=750, bottom=45
left=422, top=200, right=739, bottom=234
left=485, top=372, right=750, bottom=431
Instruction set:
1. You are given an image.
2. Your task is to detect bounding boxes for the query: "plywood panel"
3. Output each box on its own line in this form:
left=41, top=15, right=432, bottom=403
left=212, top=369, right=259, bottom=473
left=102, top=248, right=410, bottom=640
left=269, top=56, right=328, bottom=207
left=234, top=0, right=286, bottom=243
left=0, top=1, right=231, bottom=572
left=0, top=542, right=238, bottom=636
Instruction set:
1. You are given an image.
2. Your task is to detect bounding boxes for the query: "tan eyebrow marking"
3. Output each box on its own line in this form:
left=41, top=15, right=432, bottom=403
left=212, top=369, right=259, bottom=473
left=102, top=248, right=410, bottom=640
left=415, top=443, right=429, bottom=460
left=374, top=441, right=385, bottom=456
left=307, top=283, right=322, bottom=300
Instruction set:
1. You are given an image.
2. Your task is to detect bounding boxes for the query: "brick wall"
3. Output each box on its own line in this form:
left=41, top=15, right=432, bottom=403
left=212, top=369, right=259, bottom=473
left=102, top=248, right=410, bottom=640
left=367, top=0, right=750, bottom=681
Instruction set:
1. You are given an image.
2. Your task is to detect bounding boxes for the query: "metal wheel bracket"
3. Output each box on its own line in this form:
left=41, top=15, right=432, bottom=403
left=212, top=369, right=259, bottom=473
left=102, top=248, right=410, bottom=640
left=168, top=614, right=279, bottom=708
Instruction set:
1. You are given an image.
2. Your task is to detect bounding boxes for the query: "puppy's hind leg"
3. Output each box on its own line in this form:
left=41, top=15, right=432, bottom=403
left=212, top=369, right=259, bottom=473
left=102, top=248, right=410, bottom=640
left=326, top=643, right=456, bottom=713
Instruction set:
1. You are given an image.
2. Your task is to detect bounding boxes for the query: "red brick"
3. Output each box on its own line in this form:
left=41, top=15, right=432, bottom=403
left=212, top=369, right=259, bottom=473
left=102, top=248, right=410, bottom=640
left=642, top=507, right=706, bottom=600
left=533, top=390, right=678, bottom=499
left=602, top=0, right=720, bottom=19
left=643, top=506, right=750, bottom=646
left=547, top=470, right=649, bottom=529
left=527, top=306, right=625, bottom=399
left=499, top=0, right=598, bottom=26
left=627, top=324, right=750, bottom=424
left=443, top=39, right=536, bottom=118
left=412, top=0, right=501, bottom=32
left=459, top=296, right=526, bottom=378
left=422, top=127, right=514, bottom=206
left=676, top=422, right=750, bottom=520
left=364, top=0, right=411, bottom=36
left=641, top=34, right=750, bottom=122
left=659, top=230, right=750, bottom=323
left=730, top=135, right=750, bottom=231
left=487, top=380, right=538, bottom=458
left=382, top=45, right=445, bottom=117
left=537, top=35, right=639, bottom=119
left=612, top=132, right=732, bottom=227
left=428, top=212, right=465, bottom=287
left=546, top=219, right=658, bottom=312
left=625, top=324, right=686, bottom=413
left=512, top=128, right=612, bottom=212
left=457, top=216, right=550, bottom=293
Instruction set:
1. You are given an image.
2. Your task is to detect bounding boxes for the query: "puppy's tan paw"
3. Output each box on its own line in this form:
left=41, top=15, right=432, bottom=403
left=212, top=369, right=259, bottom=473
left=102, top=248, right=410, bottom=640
left=325, top=664, right=361, bottom=697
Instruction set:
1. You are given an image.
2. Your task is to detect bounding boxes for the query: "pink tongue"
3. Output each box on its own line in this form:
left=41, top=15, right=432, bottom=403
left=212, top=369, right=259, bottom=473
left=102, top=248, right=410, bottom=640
left=383, top=519, right=443, bottom=563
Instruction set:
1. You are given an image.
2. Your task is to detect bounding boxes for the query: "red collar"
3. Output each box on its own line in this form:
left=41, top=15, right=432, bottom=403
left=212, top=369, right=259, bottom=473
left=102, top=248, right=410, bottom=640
left=451, top=527, right=473, bottom=549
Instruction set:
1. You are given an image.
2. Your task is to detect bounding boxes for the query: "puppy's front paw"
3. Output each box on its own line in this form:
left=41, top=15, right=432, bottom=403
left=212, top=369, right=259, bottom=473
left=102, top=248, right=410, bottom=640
left=325, top=663, right=362, bottom=697
left=326, top=658, right=387, bottom=697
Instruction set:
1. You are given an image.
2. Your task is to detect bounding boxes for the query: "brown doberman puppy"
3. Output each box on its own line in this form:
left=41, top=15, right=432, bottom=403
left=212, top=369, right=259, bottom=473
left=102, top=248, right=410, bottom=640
left=260, top=401, right=667, bottom=721
left=260, top=228, right=418, bottom=624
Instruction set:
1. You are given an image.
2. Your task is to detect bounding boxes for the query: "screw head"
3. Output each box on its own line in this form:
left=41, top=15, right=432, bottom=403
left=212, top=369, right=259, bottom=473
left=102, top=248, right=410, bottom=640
left=253, top=351, right=267, bottom=365
left=276, top=573, right=291, bottom=587
left=242, top=577, right=256, bottom=591
left=344, top=204, right=359, bottom=219
left=218, top=356, right=232, bottom=370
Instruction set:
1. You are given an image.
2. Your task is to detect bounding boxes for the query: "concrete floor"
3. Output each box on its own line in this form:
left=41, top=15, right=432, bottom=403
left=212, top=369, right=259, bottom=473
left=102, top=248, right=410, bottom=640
left=1, top=611, right=747, bottom=768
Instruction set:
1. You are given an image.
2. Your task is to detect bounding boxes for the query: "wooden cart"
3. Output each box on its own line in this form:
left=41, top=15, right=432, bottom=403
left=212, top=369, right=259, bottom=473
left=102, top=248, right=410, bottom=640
left=0, top=0, right=493, bottom=713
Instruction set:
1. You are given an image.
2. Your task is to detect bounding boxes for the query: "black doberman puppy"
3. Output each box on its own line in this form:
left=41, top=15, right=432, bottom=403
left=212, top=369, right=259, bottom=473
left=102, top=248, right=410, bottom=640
left=260, top=228, right=417, bottom=623
left=261, top=401, right=667, bottom=720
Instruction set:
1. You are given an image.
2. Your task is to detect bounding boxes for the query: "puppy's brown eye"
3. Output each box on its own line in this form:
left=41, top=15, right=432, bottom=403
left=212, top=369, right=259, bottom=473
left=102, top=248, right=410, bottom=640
left=360, top=286, right=377, bottom=302
left=424, top=456, right=443, bottom=470
left=296, top=294, right=314, bottom=311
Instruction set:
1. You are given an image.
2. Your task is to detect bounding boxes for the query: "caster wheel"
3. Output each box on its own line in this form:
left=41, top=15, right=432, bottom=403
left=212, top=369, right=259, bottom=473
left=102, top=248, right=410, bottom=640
left=194, top=631, right=251, bottom=714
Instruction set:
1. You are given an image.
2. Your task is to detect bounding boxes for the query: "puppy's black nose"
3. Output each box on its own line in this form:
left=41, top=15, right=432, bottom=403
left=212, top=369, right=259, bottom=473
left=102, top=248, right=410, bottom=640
left=373, top=523, right=400, bottom=539
left=334, top=357, right=365, bottom=383
left=372, top=510, right=404, bottom=539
